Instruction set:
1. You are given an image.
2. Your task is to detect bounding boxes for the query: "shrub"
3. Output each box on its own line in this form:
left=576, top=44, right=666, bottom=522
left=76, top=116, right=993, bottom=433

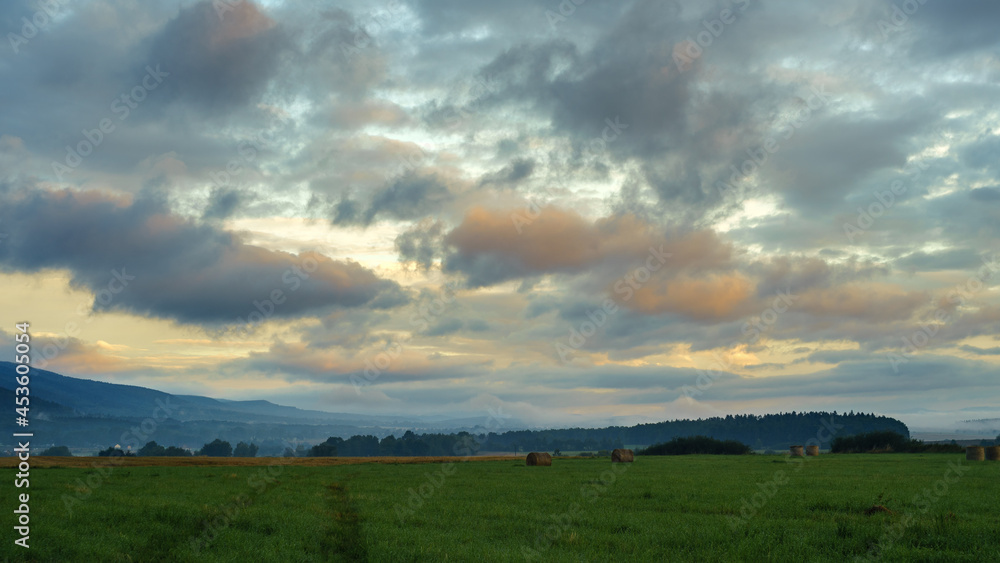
left=197, top=439, right=233, bottom=457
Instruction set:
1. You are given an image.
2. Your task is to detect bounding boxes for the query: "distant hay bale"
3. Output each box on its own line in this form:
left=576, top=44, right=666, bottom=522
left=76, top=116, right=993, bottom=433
left=612, top=449, right=634, bottom=463
left=986, top=446, right=1000, bottom=461
left=525, top=452, right=552, bottom=466
left=966, top=446, right=985, bottom=461
left=789, top=445, right=804, bottom=457
left=805, top=445, right=819, bottom=457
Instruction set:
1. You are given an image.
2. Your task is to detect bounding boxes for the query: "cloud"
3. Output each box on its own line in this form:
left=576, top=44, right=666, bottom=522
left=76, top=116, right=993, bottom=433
left=203, top=186, right=250, bottom=220
left=444, top=206, right=736, bottom=287
left=626, top=273, right=757, bottom=321
left=959, top=345, right=1000, bottom=356
left=146, top=1, right=289, bottom=113
left=0, top=187, right=404, bottom=324
left=395, top=218, right=445, bottom=270
left=795, top=284, right=926, bottom=323
left=333, top=171, right=456, bottom=226
left=478, top=158, right=536, bottom=187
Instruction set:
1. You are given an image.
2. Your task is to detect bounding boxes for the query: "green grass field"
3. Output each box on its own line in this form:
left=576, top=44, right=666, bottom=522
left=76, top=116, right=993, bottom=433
left=1, top=454, right=997, bottom=562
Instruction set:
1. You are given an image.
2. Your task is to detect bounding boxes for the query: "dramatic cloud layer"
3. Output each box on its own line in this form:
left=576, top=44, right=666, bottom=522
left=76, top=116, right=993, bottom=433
left=1, top=0, right=998, bottom=430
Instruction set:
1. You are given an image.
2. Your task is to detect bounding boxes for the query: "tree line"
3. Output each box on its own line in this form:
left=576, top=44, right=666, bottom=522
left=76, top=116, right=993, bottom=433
left=36, top=414, right=996, bottom=458
left=92, top=440, right=260, bottom=457
left=479, top=411, right=911, bottom=451
left=830, top=431, right=968, bottom=454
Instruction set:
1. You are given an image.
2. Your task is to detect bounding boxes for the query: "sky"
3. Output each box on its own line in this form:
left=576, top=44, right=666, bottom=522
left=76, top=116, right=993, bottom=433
left=1, top=0, right=998, bottom=431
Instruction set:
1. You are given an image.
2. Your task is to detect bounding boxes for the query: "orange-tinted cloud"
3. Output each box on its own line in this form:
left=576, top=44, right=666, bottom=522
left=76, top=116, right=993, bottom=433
left=796, top=284, right=926, bottom=322
left=627, top=273, right=757, bottom=320
left=444, top=206, right=736, bottom=286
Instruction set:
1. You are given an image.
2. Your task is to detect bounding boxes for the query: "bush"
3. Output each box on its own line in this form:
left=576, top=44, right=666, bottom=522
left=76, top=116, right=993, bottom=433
left=309, top=441, right=338, bottom=457
left=138, top=441, right=193, bottom=456
left=637, top=436, right=752, bottom=456
left=138, top=441, right=166, bottom=456
left=197, top=439, right=233, bottom=457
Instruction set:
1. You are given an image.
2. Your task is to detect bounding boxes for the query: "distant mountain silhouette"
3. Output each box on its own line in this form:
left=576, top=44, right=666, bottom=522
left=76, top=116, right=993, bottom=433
left=0, top=362, right=523, bottom=452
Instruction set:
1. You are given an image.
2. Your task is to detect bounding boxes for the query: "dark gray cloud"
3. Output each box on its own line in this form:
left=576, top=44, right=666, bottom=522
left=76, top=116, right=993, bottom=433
left=202, top=186, right=250, bottom=220
left=479, top=158, right=536, bottom=187
left=145, top=1, right=291, bottom=114
left=969, top=187, right=1000, bottom=202
left=0, top=187, right=405, bottom=324
left=332, top=172, right=455, bottom=226
left=907, top=0, right=1000, bottom=58
left=394, top=219, right=444, bottom=270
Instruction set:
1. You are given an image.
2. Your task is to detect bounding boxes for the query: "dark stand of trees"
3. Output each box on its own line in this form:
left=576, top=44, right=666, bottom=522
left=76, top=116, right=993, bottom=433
left=831, top=431, right=965, bottom=453
left=137, top=441, right=193, bottom=456
left=233, top=442, right=259, bottom=457
left=198, top=439, right=233, bottom=457
left=307, top=431, right=477, bottom=457
left=480, top=411, right=908, bottom=452
left=40, top=445, right=73, bottom=456
left=638, top=436, right=753, bottom=455
left=298, top=412, right=906, bottom=457
left=97, top=447, right=135, bottom=457
left=100, top=412, right=915, bottom=459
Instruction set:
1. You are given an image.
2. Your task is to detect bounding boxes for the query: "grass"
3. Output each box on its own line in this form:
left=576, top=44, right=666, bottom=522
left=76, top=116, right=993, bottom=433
left=1, top=454, right=998, bottom=561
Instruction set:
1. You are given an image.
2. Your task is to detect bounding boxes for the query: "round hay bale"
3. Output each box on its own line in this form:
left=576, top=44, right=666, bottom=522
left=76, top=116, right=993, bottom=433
left=805, top=445, right=819, bottom=457
left=966, top=446, right=985, bottom=461
left=789, top=445, right=804, bottom=457
left=986, top=446, right=1000, bottom=461
left=525, top=452, right=552, bottom=466
left=611, top=448, right=634, bottom=463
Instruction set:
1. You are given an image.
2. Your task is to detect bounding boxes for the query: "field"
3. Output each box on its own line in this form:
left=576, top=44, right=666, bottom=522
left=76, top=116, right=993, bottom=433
left=1, top=454, right=998, bottom=562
